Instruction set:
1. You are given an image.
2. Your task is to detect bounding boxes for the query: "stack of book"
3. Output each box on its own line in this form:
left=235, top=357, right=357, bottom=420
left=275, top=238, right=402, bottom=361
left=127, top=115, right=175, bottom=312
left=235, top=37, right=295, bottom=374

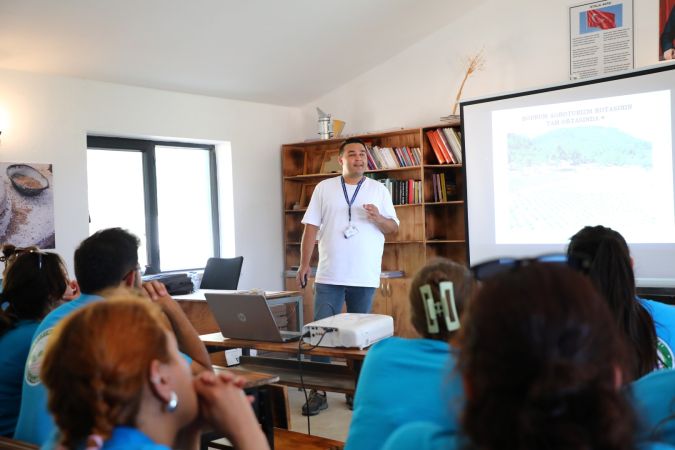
left=431, top=173, right=457, bottom=203
left=377, top=178, right=422, bottom=205
left=426, top=128, right=463, bottom=165
left=366, top=146, right=422, bottom=170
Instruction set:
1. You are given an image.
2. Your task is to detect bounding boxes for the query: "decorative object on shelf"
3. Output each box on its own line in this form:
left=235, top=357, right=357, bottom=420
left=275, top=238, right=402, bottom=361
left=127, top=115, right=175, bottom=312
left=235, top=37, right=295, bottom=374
left=320, top=149, right=341, bottom=173
left=333, top=119, right=346, bottom=137
left=317, top=107, right=333, bottom=140
left=442, top=48, right=486, bottom=122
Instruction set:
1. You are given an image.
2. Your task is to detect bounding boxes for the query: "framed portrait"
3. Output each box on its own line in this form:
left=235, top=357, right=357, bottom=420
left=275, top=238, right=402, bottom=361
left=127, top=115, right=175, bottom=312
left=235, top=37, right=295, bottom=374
left=660, top=0, right=675, bottom=60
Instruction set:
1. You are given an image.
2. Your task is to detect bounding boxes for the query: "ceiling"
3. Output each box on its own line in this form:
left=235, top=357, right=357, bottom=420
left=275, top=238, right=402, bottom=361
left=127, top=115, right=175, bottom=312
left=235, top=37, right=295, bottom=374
left=0, top=0, right=472, bottom=106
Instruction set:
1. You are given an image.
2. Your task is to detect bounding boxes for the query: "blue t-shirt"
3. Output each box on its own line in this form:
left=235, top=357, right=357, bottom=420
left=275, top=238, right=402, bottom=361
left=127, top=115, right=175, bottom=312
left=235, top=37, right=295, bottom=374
left=14, top=293, right=193, bottom=446
left=345, top=337, right=463, bottom=450
left=639, top=298, right=675, bottom=369
left=41, top=426, right=170, bottom=450
left=0, top=319, right=39, bottom=437
left=632, top=368, right=675, bottom=444
left=14, top=294, right=103, bottom=445
left=383, top=422, right=675, bottom=450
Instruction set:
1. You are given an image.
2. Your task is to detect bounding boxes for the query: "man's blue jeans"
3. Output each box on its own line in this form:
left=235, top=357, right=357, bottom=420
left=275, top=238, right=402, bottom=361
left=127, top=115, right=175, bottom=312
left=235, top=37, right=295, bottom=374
left=311, top=283, right=375, bottom=363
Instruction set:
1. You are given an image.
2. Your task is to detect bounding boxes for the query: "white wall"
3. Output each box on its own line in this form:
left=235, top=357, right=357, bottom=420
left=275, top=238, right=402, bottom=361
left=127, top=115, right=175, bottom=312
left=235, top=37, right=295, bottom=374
left=0, top=68, right=303, bottom=290
left=300, top=0, right=661, bottom=134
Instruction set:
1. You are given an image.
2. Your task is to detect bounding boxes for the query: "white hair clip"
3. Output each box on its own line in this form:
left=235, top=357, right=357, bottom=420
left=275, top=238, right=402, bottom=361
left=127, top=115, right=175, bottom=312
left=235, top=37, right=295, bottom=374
left=419, top=281, right=460, bottom=334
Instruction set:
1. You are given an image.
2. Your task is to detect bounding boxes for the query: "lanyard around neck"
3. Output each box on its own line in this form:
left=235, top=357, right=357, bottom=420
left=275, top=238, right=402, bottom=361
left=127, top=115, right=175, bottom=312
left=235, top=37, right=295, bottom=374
left=341, top=176, right=365, bottom=223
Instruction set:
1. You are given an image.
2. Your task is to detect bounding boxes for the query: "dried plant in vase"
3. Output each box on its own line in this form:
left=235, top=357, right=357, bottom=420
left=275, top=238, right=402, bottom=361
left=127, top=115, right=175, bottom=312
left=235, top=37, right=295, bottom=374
left=443, top=49, right=486, bottom=121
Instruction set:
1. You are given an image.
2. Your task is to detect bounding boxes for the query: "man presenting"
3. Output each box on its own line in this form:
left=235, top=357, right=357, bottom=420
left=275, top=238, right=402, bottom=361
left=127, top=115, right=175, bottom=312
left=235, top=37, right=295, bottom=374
left=296, top=138, right=399, bottom=415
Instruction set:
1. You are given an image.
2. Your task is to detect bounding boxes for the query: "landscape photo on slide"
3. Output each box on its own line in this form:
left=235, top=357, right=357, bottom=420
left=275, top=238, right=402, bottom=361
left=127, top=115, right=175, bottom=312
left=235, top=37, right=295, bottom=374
left=492, top=90, right=674, bottom=244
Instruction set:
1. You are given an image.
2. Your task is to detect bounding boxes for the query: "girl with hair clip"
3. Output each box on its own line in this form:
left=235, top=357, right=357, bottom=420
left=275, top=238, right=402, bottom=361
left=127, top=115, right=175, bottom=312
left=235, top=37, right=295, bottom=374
left=383, top=263, right=675, bottom=450
left=40, top=294, right=268, bottom=450
left=345, top=257, right=475, bottom=450
left=568, top=225, right=675, bottom=379
left=0, top=250, right=70, bottom=437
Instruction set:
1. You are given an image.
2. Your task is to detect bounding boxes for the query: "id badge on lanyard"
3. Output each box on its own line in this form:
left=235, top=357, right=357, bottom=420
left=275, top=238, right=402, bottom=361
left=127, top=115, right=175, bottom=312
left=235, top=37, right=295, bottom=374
left=341, top=176, right=365, bottom=239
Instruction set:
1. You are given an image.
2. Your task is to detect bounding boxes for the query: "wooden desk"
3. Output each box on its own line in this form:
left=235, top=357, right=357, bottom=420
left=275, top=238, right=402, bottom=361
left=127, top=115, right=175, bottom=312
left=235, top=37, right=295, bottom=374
left=200, top=332, right=367, bottom=360
left=175, top=289, right=303, bottom=334
left=206, top=355, right=282, bottom=449
left=201, top=332, right=368, bottom=395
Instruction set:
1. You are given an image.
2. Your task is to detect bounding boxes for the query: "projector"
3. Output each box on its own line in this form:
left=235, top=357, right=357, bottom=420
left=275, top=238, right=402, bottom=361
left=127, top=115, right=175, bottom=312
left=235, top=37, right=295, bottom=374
left=302, top=313, right=394, bottom=349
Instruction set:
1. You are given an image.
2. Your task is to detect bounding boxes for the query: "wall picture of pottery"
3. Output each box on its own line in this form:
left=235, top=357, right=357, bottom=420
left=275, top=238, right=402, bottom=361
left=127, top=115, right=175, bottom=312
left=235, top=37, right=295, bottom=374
left=0, top=162, right=55, bottom=248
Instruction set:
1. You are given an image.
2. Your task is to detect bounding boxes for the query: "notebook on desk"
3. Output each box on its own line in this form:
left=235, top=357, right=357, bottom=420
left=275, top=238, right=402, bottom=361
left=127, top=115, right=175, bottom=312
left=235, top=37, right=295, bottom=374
left=204, top=292, right=303, bottom=343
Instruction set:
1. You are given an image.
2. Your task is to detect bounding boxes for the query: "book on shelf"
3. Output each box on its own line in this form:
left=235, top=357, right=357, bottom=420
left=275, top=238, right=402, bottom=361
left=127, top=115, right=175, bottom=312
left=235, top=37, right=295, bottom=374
left=431, top=172, right=457, bottom=202
left=440, top=173, right=447, bottom=202
left=377, top=178, right=422, bottom=205
left=435, top=129, right=456, bottom=164
left=441, top=127, right=463, bottom=164
left=367, top=146, right=421, bottom=170
left=426, top=130, right=447, bottom=164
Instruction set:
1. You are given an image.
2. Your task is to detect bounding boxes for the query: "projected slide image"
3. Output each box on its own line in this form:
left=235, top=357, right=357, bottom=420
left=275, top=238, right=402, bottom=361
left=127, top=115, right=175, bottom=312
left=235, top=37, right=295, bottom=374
left=492, top=90, right=674, bottom=244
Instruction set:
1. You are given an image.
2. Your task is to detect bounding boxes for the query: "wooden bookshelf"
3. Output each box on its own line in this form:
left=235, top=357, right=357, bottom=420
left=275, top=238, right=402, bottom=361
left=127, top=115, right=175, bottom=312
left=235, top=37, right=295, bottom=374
left=281, top=120, right=467, bottom=337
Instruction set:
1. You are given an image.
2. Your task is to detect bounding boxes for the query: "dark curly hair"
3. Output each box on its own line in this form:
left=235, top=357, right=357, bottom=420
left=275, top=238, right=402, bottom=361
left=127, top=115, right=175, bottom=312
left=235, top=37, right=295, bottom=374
left=458, top=263, right=637, bottom=450
left=0, top=251, right=68, bottom=337
left=74, top=228, right=140, bottom=294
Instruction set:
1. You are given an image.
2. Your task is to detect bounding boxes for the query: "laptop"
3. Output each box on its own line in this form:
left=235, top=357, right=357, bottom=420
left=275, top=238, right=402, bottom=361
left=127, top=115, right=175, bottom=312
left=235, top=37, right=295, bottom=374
left=204, top=292, right=303, bottom=342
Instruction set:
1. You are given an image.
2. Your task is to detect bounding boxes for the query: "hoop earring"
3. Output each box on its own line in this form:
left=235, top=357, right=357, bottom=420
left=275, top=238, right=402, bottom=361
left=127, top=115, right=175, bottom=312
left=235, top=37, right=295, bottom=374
left=166, top=391, right=178, bottom=413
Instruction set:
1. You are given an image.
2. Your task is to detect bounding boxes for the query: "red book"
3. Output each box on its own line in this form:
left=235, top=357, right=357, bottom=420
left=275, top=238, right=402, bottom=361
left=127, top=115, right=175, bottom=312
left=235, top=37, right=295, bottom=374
left=436, top=129, right=456, bottom=164
left=426, top=130, right=447, bottom=164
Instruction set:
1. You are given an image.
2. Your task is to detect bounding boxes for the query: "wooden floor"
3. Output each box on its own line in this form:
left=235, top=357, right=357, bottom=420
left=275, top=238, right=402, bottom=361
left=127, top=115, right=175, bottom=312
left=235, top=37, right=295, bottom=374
left=275, top=428, right=343, bottom=450
left=206, top=427, right=344, bottom=450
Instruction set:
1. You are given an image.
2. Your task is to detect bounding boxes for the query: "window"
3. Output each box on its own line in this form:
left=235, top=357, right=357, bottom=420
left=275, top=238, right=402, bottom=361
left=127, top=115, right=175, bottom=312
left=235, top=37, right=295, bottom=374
left=87, top=136, right=220, bottom=273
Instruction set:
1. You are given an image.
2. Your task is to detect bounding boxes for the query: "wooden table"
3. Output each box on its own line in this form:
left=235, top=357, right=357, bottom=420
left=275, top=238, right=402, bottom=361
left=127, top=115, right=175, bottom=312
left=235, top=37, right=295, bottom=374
left=175, top=289, right=303, bottom=334
left=206, top=354, right=282, bottom=449
left=201, top=332, right=368, bottom=395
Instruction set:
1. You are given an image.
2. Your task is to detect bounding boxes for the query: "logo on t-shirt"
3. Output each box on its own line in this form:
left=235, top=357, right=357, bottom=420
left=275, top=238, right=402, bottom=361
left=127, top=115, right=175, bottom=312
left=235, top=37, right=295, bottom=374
left=657, top=337, right=674, bottom=369
left=25, top=328, right=53, bottom=386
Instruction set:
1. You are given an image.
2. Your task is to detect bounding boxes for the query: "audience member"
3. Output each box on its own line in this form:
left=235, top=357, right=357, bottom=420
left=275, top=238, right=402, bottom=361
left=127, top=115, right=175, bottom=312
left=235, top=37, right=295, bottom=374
left=384, top=262, right=674, bottom=450
left=0, top=250, right=69, bottom=437
left=13, top=227, right=211, bottom=445
left=41, top=295, right=268, bottom=450
left=568, top=225, right=675, bottom=379
left=345, top=258, right=474, bottom=450
left=1, top=244, right=39, bottom=277
left=632, top=367, right=675, bottom=445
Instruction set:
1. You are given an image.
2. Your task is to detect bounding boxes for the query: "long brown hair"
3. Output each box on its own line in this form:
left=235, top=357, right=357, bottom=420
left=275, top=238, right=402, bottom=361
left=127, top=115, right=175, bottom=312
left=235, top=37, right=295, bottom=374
left=0, top=250, right=68, bottom=337
left=409, top=257, right=475, bottom=341
left=41, top=295, right=171, bottom=449
left=459, top=263, right=636, bottom=450
left=568, top=225, right=658, bottom=380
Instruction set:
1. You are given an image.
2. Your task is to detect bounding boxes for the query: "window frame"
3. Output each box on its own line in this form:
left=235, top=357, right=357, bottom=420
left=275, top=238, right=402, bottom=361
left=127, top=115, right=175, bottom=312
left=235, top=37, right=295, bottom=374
left=87, top=136, right=220, bottom=273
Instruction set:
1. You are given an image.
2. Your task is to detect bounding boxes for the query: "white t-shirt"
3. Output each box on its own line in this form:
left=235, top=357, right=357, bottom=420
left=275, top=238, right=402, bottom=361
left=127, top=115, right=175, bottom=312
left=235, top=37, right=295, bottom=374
left=302, top=176, right=399, bottom=288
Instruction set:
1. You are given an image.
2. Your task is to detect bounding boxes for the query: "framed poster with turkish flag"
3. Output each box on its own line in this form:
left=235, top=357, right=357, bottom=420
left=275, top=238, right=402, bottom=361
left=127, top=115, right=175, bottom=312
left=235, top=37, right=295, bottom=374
left=569, top=0, right=634, bottom=80
left=661, top=0, right=675, bottom=61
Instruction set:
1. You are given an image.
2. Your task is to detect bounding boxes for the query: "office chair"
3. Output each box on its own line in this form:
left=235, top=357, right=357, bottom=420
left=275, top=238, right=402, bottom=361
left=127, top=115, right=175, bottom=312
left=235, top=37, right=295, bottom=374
left=199, top=256, right=244, bottom=290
